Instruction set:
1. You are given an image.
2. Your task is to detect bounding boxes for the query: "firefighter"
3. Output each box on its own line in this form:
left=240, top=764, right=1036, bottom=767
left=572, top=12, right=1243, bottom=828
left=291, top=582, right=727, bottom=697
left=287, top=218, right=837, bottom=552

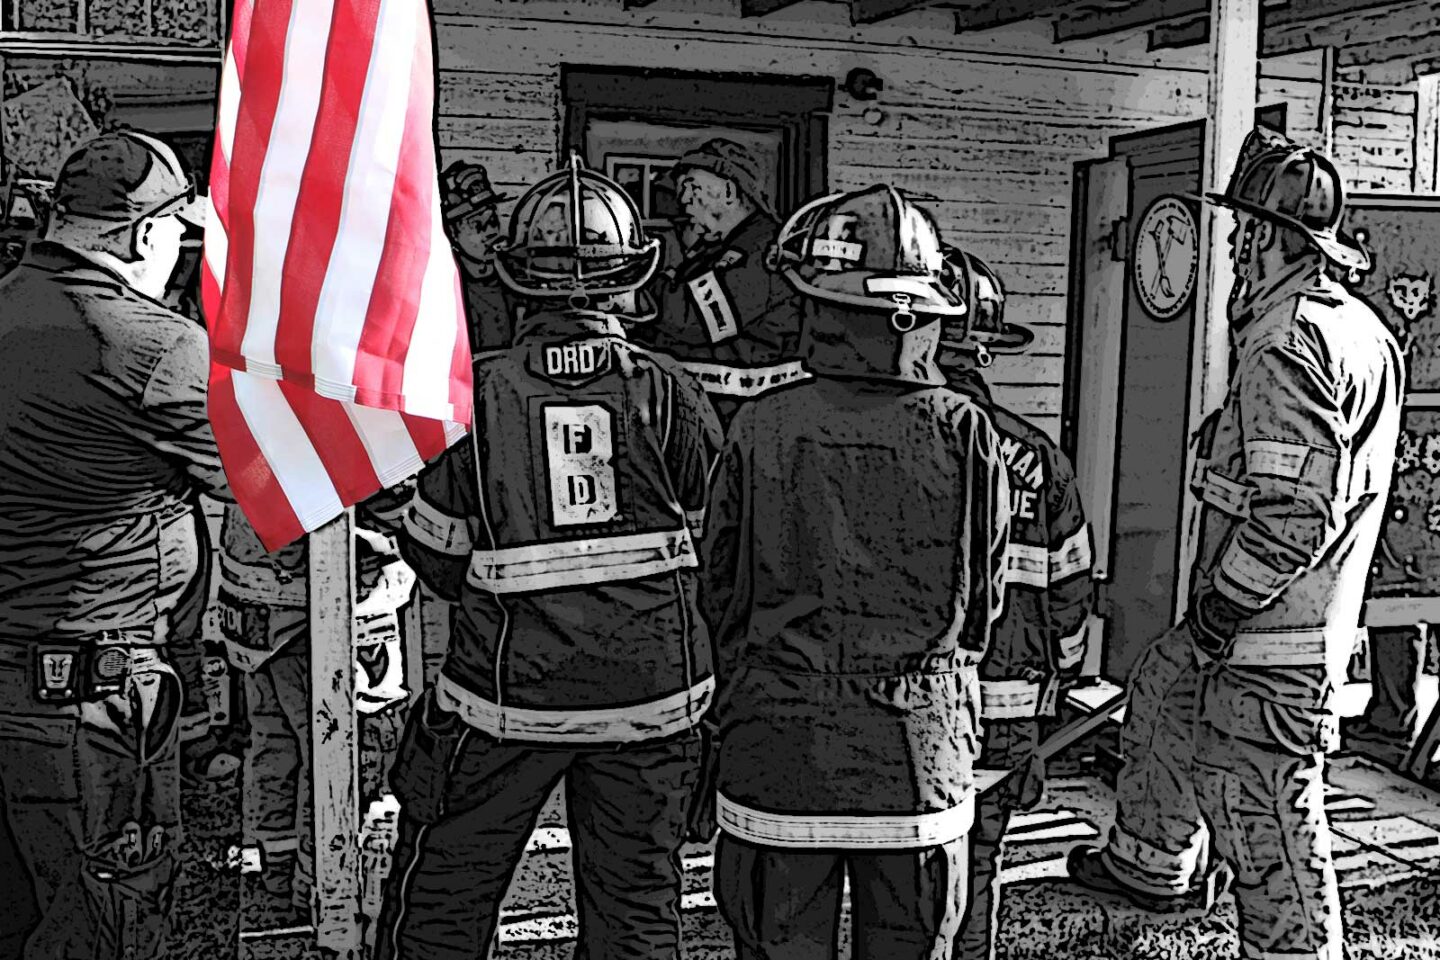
left=652, top=138, right=807, bottom=426
left=933, top=246, right=1095, bottom=960
left=374, top=156, right=721, bottom=960
left=442, top=160, right=513, bottom=351
left=0, top=130, right=226, bottom=958
left=217, top=487, right=413, bottom=925
left=1067, top=127, right=1402, bottom=960
left=701, top=184, right=1010, bottom=960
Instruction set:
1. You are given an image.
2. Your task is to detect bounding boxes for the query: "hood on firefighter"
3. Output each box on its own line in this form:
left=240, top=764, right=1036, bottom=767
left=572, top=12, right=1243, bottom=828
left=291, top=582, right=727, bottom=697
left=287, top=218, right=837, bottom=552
left=1186, top=126, right=1370, bottom=272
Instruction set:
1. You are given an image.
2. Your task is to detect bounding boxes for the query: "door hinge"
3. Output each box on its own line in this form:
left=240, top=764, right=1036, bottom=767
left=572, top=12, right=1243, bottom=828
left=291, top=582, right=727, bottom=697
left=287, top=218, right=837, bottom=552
left=1093, top=580, right=1112, bottom=618
left=1107, top=217, right=1129, bottom=263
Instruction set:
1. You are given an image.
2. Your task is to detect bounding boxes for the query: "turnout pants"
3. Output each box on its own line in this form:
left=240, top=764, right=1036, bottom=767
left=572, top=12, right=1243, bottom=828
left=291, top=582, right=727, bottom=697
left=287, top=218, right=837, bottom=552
left=1352, top=625, right=1426, bottom=747
left=1098, top=624, right=1343, bottom=960
left=374, top=690, right=702, bottom=960
left=0, top=644, right=182, bottom=960
left=956, top=721, right=1043, bottom=960
left=714, top=833, right=968, bottom=960
left=241, top=643, right=313, bottom=908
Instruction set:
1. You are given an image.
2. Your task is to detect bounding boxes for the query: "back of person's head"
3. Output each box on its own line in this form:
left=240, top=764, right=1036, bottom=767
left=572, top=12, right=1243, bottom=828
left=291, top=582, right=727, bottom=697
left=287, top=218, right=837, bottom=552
left=48, top=129, right=203, bottom=298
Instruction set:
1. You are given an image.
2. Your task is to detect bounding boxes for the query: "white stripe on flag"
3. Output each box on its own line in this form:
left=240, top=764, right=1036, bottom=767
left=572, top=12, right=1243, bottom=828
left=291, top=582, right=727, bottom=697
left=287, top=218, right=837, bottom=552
left=402, top=186, right=463, bottom=421
left=239, top=0, right=336, bottom=371
left=311, top=0, right=416, bottom=389
left=343, top=403, right=423, bottom=488
left=204, top=202, right=228, bottom=291
left=230, top=370, right=344, bottom=529
left=216, top=26, right=243, bottom=165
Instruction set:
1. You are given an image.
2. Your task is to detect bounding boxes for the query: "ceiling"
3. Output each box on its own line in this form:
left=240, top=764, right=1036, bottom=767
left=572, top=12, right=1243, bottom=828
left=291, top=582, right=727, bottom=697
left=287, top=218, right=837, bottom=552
left=617, top=0, right=1440, bottom=82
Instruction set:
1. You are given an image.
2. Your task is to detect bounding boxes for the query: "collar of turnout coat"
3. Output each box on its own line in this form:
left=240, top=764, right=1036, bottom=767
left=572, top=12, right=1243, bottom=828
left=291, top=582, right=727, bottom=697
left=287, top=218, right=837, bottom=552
left=510, top=308, right=626, bottom=345
left=1229, top=260, right=1335, bottom=332
left=668, top=211, right=776, bottom=287
left=802, top=305, right=948, bottom=388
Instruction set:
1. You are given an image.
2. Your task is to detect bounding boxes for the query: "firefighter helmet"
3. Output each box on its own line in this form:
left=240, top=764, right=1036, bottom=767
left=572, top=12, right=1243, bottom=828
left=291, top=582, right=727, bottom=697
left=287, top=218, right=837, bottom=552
left=770, top=185, right=966, bottom=333
left=442, top=160, right=506, bottom=226
left=1196, top=128, right=1370, bottom=271
left=937, top=246, right=1033, bottom=367
left=493, top=153, right=662, bottom=304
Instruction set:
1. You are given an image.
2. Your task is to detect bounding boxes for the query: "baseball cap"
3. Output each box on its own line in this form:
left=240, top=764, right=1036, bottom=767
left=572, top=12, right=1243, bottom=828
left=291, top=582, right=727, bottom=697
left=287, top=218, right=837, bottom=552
left=52, top=130, right=204, bottom=228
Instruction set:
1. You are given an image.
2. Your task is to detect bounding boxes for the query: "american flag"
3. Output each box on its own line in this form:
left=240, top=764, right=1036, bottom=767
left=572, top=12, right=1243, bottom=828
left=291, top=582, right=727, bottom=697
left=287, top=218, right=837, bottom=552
left=203, top=0, right=471, bottom=551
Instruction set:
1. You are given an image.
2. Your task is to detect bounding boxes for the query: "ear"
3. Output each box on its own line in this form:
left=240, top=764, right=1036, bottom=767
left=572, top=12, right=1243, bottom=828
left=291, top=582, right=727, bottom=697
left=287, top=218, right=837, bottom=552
left=1253, top=219, right=1276, bottom=252
left=131, top=217, right=156, bottom=260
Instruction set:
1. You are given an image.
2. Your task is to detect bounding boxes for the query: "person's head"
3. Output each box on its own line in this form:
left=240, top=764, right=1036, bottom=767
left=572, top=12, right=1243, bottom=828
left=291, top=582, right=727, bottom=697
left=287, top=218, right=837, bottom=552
left=934, top=246, right=1032, bottom=373
left=672, top=139, right=772, bottom=243
left=1198, top=127, right=1368, bottom=299
left=493, top=153, right=661, bottom=325
left=772, top=184, right=963, bottom=385
left=46, top=130, right=202, bottom=300
left=442, top=161, right=506, bottom=278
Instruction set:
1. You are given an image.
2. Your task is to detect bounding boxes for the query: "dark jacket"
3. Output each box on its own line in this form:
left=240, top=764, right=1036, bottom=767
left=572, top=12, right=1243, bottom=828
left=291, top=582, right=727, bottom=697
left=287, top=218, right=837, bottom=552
left=946, top=370, right=1095, bottom=711
left=651, top=212, right=808, bottom=412
left=0, top=242, right=230, bottom=641
left=399, top=308, right=722, bottom=744
left=702, top=306, right=1010, bottom=849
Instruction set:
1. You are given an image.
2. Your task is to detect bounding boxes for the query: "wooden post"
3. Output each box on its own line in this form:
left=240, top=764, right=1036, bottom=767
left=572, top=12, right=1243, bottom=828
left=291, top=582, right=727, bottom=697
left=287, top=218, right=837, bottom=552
left=1174, top=0, right=1260, bottom=622
left=1319, top=46, right=1336, bottom=156
left=309, top=511, right=364, bottom=959
left=1416, top=71, right=1440, bottom=194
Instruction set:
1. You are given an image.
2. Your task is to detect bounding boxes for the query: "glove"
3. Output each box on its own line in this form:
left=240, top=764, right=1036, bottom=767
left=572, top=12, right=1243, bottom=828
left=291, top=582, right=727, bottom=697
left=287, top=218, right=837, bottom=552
left=1185, top=589, right=1250, bottom=661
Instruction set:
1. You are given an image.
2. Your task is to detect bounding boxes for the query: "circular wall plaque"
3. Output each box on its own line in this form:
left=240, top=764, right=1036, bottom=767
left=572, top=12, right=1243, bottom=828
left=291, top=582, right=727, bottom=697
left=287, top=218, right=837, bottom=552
left=1132, top=195, right=1199, bottom=321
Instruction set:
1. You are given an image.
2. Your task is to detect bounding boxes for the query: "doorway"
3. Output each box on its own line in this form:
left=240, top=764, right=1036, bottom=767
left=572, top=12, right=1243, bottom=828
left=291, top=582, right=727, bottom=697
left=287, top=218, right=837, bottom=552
left=1065, top=104, right=1288, bottom=682
left=561, top=66, right=832, bottom=276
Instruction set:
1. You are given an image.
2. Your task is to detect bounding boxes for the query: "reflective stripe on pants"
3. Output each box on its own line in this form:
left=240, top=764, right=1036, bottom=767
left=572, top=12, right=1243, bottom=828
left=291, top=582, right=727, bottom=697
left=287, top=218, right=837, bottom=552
left=1102, top=624, right=1343, bottom=960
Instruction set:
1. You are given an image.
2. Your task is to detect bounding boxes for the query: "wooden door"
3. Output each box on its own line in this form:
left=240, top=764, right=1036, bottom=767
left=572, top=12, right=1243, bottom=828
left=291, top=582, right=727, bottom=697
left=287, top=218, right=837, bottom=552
left=1066, top=106, right=1287, bottom=682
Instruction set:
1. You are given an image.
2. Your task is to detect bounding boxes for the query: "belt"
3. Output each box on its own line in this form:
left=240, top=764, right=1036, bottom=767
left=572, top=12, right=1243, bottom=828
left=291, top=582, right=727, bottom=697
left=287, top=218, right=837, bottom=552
left=0, top=630, right=159, bottom=667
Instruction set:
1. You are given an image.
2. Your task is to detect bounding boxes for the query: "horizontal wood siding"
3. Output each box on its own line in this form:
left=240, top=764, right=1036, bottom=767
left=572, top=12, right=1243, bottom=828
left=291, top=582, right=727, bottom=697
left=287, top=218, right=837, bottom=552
left=1331, top=82, right=1420, bottom=193
left=434, top=7, right=1324, bottom=441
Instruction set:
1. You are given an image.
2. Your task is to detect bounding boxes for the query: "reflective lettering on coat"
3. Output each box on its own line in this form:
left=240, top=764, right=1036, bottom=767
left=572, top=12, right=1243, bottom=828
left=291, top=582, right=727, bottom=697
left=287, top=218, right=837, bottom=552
left=686, top=271, right=740, bottom=343
left=998, top=435, right=1045, bottom=520
left=544, top=342, right=604, bottom=378
left=544, top=405, right=619, bottom=526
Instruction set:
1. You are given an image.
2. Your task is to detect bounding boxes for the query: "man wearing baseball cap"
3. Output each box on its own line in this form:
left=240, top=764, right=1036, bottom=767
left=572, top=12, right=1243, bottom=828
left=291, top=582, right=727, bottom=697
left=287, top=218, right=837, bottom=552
left=651, top=139, right=806, bottom=427
left=0, top=128, right=229, bottom=958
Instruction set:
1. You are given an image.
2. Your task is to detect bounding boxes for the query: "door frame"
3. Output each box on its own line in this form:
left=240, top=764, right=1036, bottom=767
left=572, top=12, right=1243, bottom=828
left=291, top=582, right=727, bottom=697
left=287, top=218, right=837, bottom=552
left=559, top=65, right=833, bottom=217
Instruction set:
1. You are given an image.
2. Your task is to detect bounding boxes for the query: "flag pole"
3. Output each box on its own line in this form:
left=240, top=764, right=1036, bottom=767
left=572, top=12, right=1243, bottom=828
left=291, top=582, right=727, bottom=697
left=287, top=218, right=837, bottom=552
left=308, top=509, right=364, bottom=957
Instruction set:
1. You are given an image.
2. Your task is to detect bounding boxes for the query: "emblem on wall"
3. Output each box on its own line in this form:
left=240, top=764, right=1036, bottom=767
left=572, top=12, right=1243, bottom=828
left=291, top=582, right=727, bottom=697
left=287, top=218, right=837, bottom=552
left=1386, top=271, right=1435, bottom=357
left=1131, top=195, right=1199, bottom=321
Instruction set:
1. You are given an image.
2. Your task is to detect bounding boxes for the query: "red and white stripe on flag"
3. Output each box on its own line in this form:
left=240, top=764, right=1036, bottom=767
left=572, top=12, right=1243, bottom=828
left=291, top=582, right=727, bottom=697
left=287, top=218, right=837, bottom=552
left=203, top=0, right=472, bottom=552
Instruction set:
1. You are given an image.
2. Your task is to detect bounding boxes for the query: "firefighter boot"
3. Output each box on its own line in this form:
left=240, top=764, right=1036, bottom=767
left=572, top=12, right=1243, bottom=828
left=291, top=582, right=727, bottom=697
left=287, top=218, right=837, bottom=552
left=1067, top=844, right=1233, bottom=913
